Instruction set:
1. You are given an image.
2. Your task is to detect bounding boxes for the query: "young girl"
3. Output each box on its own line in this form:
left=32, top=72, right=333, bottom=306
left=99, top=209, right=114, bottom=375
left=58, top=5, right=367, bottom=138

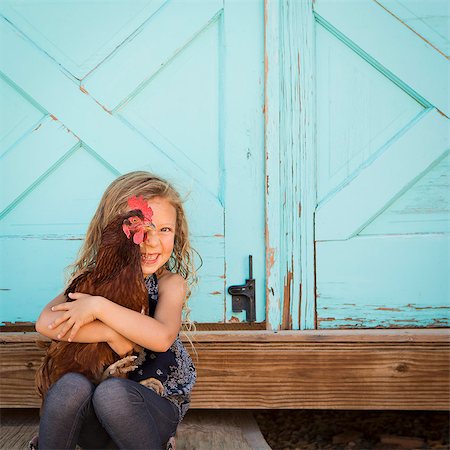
left=33, top=171, right=199, bottom=450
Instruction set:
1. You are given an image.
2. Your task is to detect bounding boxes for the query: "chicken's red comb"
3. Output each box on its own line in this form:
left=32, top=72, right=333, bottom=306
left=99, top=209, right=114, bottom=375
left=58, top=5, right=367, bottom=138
left=127, top=195, right=153, bottom=221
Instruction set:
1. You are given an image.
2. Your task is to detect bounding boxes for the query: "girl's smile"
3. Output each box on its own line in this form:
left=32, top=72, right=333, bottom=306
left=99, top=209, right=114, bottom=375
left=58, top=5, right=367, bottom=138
left=141, top=253, right=159, bottom=265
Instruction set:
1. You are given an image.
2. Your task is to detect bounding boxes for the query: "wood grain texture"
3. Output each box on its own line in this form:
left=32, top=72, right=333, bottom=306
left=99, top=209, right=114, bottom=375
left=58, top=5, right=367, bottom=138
left=264, top=0, right=317, bottom=332
left=1, top=330, right=448, bottom=410
left=0, top=409, right=271, bottom=450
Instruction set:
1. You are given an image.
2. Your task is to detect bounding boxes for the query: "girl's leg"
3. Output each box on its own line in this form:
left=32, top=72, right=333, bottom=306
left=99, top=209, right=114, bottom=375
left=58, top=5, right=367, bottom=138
left=38, top=372, right=115, bottom=450
left=92, top=377, right=179, bottom=450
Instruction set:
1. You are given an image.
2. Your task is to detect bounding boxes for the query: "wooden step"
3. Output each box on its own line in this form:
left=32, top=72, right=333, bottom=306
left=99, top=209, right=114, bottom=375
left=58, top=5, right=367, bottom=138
left=174, top=410, right=271, bottom=450
left=1, top=329, right=450, bottom=410
left=0, top=408, right=271, bottom=450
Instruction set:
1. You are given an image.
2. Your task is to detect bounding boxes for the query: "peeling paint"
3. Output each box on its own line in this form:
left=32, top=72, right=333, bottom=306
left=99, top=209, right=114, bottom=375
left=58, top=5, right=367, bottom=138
left=213, top=234, right=224, bottom=238
left=436, top=108, right=449, bottom=119
left=282, top=269, right=293, bottom=329
left=49, top=114, right=58, bottom=121
left=94, top=98, right=112, bottom=115
left=229, top=316, right=241, bottom=323
left=372, top=0, right=448, bottom=60
left=298, top=282, right=302, bottom=326
left=210, top=291, right=221, bottom=295
left=376, top=307, right=401, bottom=311
left=79, top=84, right=112, bottom=114
left=267, top=247, right=275, bottom=271
left=33, top=123, right=42, bottom=132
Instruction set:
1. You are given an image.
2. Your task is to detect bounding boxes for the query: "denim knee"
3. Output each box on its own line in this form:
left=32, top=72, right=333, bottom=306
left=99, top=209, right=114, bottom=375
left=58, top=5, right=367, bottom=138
left=93, top=377, right=142, bottom=409
left=44, top=372, right=94, bottom=413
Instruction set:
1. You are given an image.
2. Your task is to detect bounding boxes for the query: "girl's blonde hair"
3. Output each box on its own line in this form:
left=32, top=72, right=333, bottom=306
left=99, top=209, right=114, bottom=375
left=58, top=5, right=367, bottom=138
left=64, top=171, right=199, bottom=362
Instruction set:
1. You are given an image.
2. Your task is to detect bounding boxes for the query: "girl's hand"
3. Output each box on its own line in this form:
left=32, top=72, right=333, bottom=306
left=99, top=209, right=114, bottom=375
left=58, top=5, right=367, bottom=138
left=48, top=292, right=103, bottom=342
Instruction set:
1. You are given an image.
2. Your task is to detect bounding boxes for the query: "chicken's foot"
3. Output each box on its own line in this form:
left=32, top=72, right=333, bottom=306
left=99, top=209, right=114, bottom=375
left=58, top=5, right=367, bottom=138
left=139, top=377, right=164, bottom=396
left=101, top=355, right=138, bottom=381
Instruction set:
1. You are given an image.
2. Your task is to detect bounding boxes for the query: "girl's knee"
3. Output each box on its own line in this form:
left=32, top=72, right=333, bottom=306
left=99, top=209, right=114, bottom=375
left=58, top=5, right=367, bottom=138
left=47, top=372, right=94, bottom=404
left=43, top=372, right=94, bottom=418
left=93, top=378, right=141, bottom=412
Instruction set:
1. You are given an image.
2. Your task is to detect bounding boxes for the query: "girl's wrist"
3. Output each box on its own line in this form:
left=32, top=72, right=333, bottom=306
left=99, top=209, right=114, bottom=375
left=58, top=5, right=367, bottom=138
left=105, top=327, right=119, bottom=345
left=94, top=296, right=108, bottom=321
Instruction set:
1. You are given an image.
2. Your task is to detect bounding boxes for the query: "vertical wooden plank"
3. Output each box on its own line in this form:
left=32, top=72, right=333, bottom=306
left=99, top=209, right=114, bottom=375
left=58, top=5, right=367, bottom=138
left=279, top=0, right=302, bottom=330
left=297, top=0, right=316, bottom=330
left=265, top=0, right=316, bottom=330
left=264, top=0, right=281, bottom=330
left=223, top=0, right=265, bottom=324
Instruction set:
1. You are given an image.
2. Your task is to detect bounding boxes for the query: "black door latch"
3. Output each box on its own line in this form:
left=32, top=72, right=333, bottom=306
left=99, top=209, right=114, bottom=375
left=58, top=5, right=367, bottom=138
left=227, top=255, right=256, bottom=322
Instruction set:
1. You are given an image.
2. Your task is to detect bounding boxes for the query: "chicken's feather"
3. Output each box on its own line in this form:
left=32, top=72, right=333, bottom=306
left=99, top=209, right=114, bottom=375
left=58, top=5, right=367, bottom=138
left=35, top=209, right=151, bottom=409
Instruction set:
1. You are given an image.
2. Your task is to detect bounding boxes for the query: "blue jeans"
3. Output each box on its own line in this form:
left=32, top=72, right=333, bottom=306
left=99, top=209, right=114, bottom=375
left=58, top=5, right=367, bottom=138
left=38, top=372, right=179, bottom=450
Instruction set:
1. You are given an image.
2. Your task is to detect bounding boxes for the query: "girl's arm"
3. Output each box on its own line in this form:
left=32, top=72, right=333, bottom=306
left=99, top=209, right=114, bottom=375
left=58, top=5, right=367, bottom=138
left=35, top=291, right=136, bottom=356
left=35, top=291, right=113, bottom=343
left=50, top=273, right=187, bottom=353
left=95, top=273, right=187, bottom=352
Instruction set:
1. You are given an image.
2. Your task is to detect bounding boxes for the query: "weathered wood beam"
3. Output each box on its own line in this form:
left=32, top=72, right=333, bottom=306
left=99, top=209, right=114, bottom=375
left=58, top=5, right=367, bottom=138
left=1, top=330, right=449, bottom=410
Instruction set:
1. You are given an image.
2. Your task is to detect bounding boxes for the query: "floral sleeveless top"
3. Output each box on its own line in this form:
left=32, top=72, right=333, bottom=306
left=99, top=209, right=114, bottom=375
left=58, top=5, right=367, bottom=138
left=128, top=273, right=197, bottom=425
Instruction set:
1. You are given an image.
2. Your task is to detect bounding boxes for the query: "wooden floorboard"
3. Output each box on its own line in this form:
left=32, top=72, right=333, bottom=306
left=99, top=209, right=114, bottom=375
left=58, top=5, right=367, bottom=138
left=0, top=408, right=271, bottom=450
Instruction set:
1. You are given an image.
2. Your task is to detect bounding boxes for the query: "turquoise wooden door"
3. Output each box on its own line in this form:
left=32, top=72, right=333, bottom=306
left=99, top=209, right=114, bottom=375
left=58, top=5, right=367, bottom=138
left=314, top=0, right=450, bottom=328
left=0, top=1, right=265, bottom=326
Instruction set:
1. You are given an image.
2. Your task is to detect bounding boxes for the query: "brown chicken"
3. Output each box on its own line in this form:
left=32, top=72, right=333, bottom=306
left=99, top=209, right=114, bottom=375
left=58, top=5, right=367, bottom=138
left=35, top=195, right=164, bottom=407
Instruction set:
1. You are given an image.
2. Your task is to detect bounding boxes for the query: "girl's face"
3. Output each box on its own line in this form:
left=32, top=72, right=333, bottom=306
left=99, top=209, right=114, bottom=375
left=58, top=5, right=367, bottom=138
left=139, top=196, right=177, bottom=277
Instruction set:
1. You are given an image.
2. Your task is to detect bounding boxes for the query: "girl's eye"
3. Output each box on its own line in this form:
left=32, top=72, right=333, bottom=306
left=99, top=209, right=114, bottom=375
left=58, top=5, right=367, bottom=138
left=161, top=227, right=172, bottom=232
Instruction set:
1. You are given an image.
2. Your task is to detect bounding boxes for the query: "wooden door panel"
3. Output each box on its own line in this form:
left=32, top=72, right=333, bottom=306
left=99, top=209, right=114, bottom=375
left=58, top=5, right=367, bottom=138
left=0, top=116, right=79, bottom=215
left=315, top=0, right=448, bottom=116
left=316, top=235, right=449, bottom=328
left=84, top=0, right=223, bottom=110
left=0, top=74, right=45, bottom=155
left=314, top=0, right=450, bottom=329
left=362, top=153, right=450, bottom=235
left=117, top=20, right=221, bottom=194
left=0, top=1, right=265, bottom=325
left=316, top=109, right=450, bottom=241
left=0, top=1, right=167, bottom=80
left=377, top=0, right=449, bottom=57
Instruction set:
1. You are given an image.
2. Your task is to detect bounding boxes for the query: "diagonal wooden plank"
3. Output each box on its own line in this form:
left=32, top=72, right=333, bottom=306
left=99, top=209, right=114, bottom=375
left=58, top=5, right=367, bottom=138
left=315, top=108, right=450, bottom=241
left=0, top=116, right=79, bottom=215
left=314, top=0, right=449, bottom=116
left=0, top=16, right=222, bottom=225
left=84, top=0, right=223, bottom=111
left=0, top=0, right=167, bottom=80
left=0, top=72, right=46, bottom=156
